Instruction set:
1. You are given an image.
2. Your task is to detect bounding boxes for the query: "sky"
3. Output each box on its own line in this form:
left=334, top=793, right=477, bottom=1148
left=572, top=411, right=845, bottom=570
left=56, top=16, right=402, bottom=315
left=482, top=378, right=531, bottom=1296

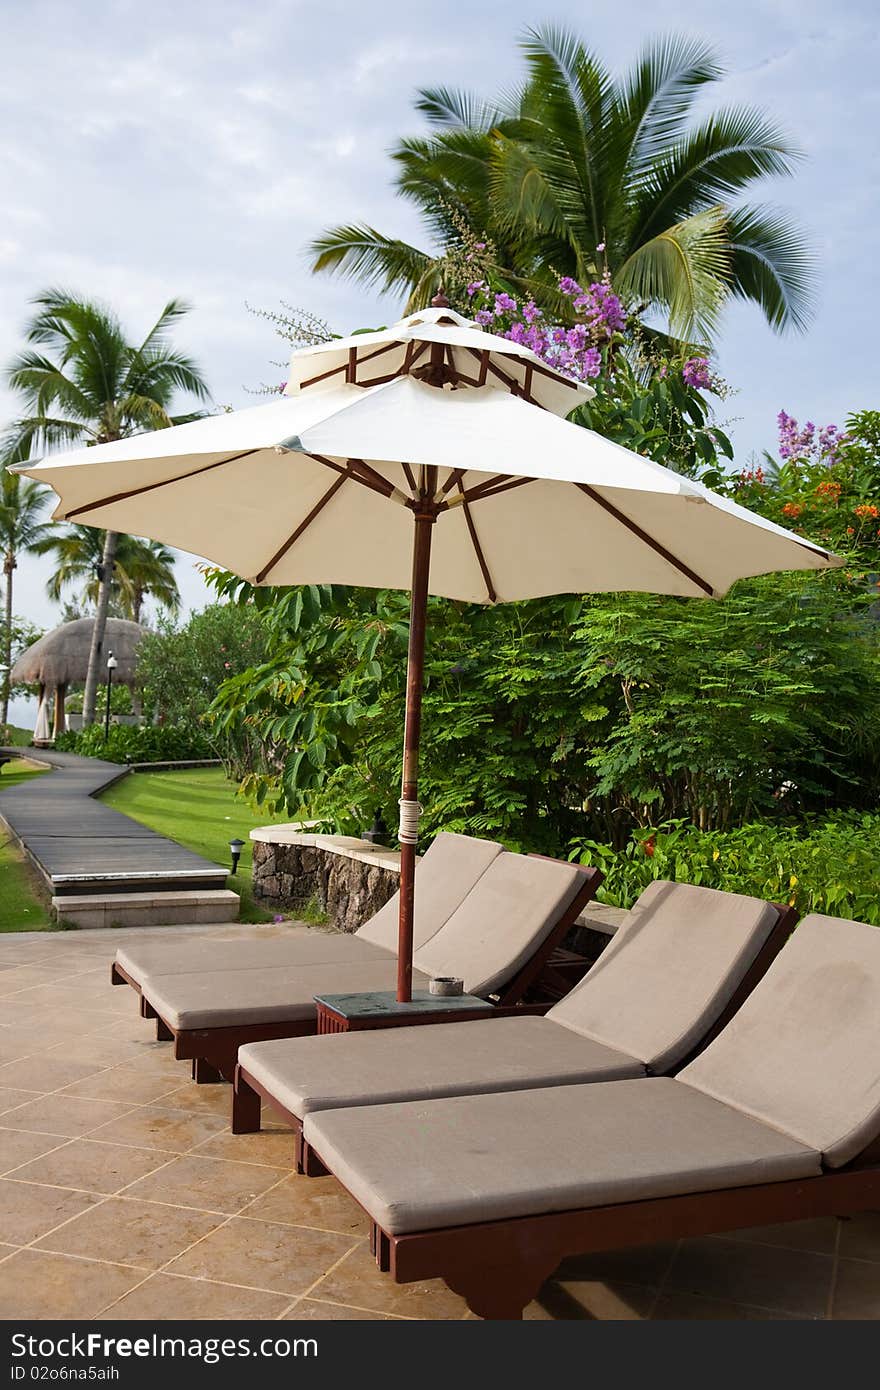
left=2, top=0, right=878, bottom=725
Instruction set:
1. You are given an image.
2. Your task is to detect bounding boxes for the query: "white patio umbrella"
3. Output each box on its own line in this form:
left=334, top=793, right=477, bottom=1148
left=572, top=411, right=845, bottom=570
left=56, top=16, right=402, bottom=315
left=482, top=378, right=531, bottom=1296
left=13, top=300, right=840, bottom=1000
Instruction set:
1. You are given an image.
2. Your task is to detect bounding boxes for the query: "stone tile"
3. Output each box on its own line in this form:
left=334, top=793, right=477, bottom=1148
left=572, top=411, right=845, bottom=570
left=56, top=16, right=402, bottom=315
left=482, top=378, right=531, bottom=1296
left=311, top=1243, right=468, bottom=1319
left=0, top=1127, right=68, bottom=1175
left=726, top=1217, right=839, bottom=1256
left=241, top=1173, right=370, bottom=1237
left=286, top=1298, right=395, bottom=1320
left=0, top=1248, right=144, bottom=1319
left=123, top=1155, right=281, bottom=1214
left=831, top=1258, right=880, bottom=1318
left=652, top=1291, right=799, bottom=1319
left=0, top=1179, right=103, bottom=1244
left=2, top=1093, right=135, bottom=1137
left=44, top=1038, right=160, bottom=1068
left=0, top=1088, right=41, bottom=1114
left=525, top=1278, right=656, bottom=1321
left=88, top=1106, right=228, bottom=1153
left=100, top=1273, right=290, bottom=1321
left=190, top=1128, right=297, bottom=1168
left=60, top=1069, right=181, bottom=1106
left=37, top=1196, right=225, bottom=1269
left=152, top=1084, right=233, bottom=1117
left=167, top=1216, right=358, bottom=1295
left=10, top=1138, right=176, bottom=1194
left=114, top=1051, right=192, bottom=1079
left=666, top=1235, right=834, bottom=1318
left=838, top=1212, right=880, bottom=1264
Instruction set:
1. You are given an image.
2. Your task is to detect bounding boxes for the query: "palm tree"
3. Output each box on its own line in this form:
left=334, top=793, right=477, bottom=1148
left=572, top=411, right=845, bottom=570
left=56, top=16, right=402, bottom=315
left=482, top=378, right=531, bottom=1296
left=311, top=28, right=813, bottom=341
left=3, top=290, right=209, bottom=722
left=0, top=472, right=52, bottom=730
left=36, top=526, right=181, bottom=624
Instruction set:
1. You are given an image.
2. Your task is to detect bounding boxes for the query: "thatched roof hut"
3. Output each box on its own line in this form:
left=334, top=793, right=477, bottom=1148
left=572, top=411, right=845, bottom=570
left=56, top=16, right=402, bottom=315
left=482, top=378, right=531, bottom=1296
left=12, top=618, right=147, bottom=689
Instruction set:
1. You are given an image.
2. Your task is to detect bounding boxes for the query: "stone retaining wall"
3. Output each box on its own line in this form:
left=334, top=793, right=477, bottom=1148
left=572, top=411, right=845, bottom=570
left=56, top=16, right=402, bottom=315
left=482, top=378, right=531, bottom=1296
left=251, top=826, right=627, bottom=947
left=251, top=835, right=401, bottom=935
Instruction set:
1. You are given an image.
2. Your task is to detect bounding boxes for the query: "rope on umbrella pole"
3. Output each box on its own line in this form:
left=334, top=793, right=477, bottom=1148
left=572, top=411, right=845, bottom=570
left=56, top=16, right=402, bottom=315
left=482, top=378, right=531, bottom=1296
left=398, top=797, right=423, bottom=845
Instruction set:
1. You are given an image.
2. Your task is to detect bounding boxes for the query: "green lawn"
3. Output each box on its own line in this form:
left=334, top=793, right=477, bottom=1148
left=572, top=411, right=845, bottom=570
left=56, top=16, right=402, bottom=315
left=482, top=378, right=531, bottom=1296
left=0, top=840, right=53, bottom=933
left=101, top=766, right=294, bottom=922
left=3, top=726, right=35, bottom=747
left=0, top=758, right=54, bottom=932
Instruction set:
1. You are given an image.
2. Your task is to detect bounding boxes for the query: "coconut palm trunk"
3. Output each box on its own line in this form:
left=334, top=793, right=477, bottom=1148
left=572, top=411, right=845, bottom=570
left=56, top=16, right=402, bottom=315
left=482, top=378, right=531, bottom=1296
left=1, top=552, right=14, bottom=730
left=82, top=529, right=119, bottom=725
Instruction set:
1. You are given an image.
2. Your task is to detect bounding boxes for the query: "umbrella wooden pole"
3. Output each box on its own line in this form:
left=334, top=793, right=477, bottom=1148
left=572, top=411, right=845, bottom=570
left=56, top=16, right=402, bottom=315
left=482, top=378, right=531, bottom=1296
left=397, top=505, right=436, bottom=1002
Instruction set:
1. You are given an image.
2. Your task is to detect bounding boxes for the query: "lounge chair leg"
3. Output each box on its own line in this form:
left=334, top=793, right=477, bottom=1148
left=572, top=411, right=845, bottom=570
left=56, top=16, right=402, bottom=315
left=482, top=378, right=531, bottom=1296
left=140, top=996, right=157, bottom=1019
left=232, top=1068, right=262, bottom=1133
left=295, top=1132, right=329, bottom=1178
left=192, top=1058, right=223, bottom=1085
left=444, top=1258, right=559, bottom=1320
left=155, top=1018, right=174, bottom=1042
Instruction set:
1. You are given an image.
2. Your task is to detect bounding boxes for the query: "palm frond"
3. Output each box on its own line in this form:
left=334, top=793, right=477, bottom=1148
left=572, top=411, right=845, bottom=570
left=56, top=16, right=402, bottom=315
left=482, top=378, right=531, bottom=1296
left=634, top=106, right=802, bottom=240
left=619, top=34, right=721, bottom=178
left=137, top=298, right=195, bottom=353
left=726, top=204, right=815, bottom=333
left=307, top=224, right=435, bottom=299
left=414, top=86, right=506, bottom=131
left=616, top=205, right=732, bottom=338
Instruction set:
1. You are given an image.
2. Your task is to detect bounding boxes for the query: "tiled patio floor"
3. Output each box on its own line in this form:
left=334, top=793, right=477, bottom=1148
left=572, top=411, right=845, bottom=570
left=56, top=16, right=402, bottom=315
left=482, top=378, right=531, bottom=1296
left=0, top=926, right=878, bottom=1321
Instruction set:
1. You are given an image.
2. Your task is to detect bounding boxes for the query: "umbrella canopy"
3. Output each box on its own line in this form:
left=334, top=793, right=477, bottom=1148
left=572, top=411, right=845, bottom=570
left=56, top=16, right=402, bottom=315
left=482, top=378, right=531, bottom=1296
left=14, top=302, right=840, bottom=1000
left=11, top=618, right=147, bottom=688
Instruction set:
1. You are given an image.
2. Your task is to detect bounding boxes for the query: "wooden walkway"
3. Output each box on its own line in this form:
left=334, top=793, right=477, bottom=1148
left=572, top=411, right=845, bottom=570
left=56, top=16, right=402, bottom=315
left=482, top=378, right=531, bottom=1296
left=0, top=747, right=228, bottom=895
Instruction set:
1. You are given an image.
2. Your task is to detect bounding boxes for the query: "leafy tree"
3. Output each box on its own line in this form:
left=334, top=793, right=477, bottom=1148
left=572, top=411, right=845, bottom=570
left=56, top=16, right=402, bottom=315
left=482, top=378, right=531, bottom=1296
left=0, top=471, right=51, bottom=729
left=3, top=290, right=210, bottom=723
left=136, top=603, right=271, bottom=779
left=36, top=524, right=180, bottom=623
left=311, top=27, right=812, bottom=340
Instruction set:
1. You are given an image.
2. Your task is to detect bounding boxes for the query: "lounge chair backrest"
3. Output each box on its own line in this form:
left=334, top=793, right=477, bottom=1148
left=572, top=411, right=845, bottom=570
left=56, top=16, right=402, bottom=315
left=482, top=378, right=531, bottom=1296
left=356, top=832, right=504, bottom=954
left=547, top=880, right=779, bottom=1073
left=680, top=913, right=880, bottom=1168
left=413, top=852, right=585, bottom=996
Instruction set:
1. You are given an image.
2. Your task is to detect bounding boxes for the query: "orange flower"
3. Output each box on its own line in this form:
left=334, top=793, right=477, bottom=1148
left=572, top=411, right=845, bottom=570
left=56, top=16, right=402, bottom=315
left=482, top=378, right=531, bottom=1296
left=782, top=502, right=803, bottom=519
left=854, top=503, right=879, bottom=520
left=815, top=480, right=841, bottom=503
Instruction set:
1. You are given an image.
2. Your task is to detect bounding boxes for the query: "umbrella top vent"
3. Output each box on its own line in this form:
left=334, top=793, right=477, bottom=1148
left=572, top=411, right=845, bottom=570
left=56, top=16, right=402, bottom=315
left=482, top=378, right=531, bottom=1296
left=284, top=306, right=596, bottom=419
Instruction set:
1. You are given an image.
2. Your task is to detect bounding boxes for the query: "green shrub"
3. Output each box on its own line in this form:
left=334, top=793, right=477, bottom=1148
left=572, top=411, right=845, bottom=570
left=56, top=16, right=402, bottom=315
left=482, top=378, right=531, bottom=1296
left=55, top=724, right=214, bottom=764
left=570, top=814, right=880, bottom=924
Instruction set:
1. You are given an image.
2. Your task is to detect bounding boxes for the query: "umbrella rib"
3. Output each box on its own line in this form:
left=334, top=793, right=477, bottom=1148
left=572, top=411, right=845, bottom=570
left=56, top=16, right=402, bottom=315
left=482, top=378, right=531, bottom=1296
left=255, top=470, right=351, bottom=583
left=62, top=448, right=261, bottom=520
left=576, top=484, right=714, bottom=596
left=458, top=487, right=497, bottom=603
left=304, top=452, right=396, bottom=499
left=464, top=476, right=535, bottom=504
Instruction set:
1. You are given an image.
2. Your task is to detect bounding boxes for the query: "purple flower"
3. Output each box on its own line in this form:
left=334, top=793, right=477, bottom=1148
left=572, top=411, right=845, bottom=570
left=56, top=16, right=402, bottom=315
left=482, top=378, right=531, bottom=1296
left=682, top=357, right=712, bottom=391
left=466, top=280, right=486, bottom=298
left=273, top=914, right=285, bottom=924
left=474, top=308, right=494, bottom=327
left=522, top=300, right=542, bottom=324
left=558, top=277, right=582, bottom=297
left=596, top=242, right=605, bottom=252
left=494, top=292, right=518, bottom=315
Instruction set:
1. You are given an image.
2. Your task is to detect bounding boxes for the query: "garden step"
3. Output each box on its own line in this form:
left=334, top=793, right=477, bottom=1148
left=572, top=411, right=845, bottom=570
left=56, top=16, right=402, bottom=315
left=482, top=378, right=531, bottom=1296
left=50, top=888, right=240, bottom=930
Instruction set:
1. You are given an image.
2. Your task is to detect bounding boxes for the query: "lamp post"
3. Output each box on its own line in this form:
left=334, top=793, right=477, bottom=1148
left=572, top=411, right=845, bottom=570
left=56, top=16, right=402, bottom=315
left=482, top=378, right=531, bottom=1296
left=228, top=837, right=245, bottom=876
left=104, top=653, right=118, bottom=741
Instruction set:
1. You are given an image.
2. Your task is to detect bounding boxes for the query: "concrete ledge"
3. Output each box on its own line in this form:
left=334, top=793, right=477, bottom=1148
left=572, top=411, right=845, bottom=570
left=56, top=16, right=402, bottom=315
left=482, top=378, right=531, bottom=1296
left=51, top=888, right=241, bottom=930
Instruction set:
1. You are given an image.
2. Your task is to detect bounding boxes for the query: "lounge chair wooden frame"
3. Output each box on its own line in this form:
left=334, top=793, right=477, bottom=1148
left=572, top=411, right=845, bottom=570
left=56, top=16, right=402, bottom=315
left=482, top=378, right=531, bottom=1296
left=128, top=860, right=605, bottom=1084
left=233, top=902, right=798, bottom=1156
left=351, top=1144, right=880, bottom=1319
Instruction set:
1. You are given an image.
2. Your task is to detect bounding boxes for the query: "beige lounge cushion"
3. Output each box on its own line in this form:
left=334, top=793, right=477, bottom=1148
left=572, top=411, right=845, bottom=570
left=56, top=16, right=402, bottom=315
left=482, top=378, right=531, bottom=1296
left=681, top=914, right=880, bottom=1167
left=547, top=881, right=779, bottom=1072
left=356, top=832, right=503, bottom=952
left=304, top=1077, right=820, bottom=1235
left=142, top=959, right=432, bottom=1031
left=116, top=928, right=385, bottom=987
left=414, top=854, right=585, bottom=996
left=239, top=1016, right=641, bottom=1119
